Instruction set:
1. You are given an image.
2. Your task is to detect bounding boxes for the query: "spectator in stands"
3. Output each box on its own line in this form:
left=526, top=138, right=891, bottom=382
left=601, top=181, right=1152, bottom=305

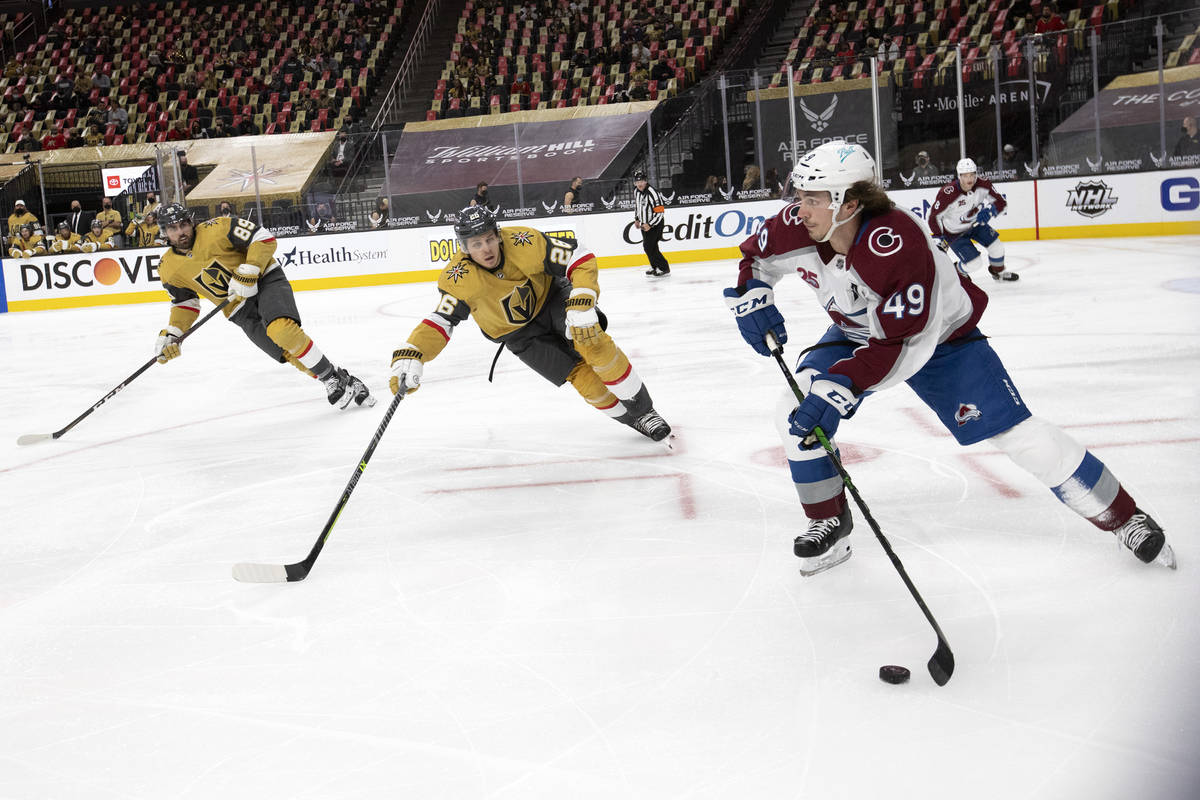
left=563, top=176, right=586, bottom=212
left=1174, top=116, right=1200, bottom=158
left=85, top=124, right=104, bottom=147
left=1035, top=3, right=1065, bottom=34
left=178, top=151, right=199, bottom=193
left=630, top=40, right=651, bottom=67
left=1020, top=11, right=1037, bottom=35
left=92, top=68, right=112, bottom=93
left=96, top=198, right=124, bottom=248
left=630, top=62, right=650, bottom=86
left=7, top=200, right=40, bottom=242
left=369, top=197, right=390, bottom=229
left=73, top=72, right=93, bottom=96
left=571, top=46, right=591, bottom=71
left=306, top=202, right=336, bottom=233
left=16, top=132, right=41, bottom=153
left=629, top=78, right=650, bottom=101
left=65, top=200, right=91, bottom=236
left=741, top=164, right=761, bottom=194
left=470, top=182, right=490, bottom=207
left=913, top=150, right=939, bottom=180
left=764, top=167, right=783, bottom=199
left=650, top=59, right=673, bottom=87
left=706, top=174, right=729, bottom=202
left=209, top=119, right=230, bottom=138
left=888, top=35, right=904, bottom=62
left=49, top=221, right=83, bottom=254
left=331, top=131, right=356, bottom=177
left=509, top=74, right=532, bottom=98
left=611, top=83, right=630, bottom=103
left=42, top=127, right=68, bottom=151
left=167, top=120, right=190, bottom=142
left=999, top=143, right=1022, bottom=171
left=66, top=127, right=85, bottom=149
left=106, top=100, right=129, bottom=135
left=216, top=201, right=236, bottom=218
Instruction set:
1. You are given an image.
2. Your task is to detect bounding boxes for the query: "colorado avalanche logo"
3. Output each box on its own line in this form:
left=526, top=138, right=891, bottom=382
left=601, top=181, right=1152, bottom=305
left=509, top=230, right=534, bottom=246
left=446, top=263, right=470, bottom=283
left=867, top=227, right=902, bottom=257
left=955, top=403, right=982, bottom=426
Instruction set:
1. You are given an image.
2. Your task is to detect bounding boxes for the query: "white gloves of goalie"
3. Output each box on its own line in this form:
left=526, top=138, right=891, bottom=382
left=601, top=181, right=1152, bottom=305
left=389, top=344, right=423, bottom=395
left=155, top=325, right=183, bottom=364
left=565, top=288, right=601, bottom=345
left=227, top=263, right=261, bottom=302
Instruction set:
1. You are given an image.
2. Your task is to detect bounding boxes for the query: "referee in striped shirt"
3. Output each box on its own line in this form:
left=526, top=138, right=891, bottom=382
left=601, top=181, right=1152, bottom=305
left=633, top=169, right=671, bottom=277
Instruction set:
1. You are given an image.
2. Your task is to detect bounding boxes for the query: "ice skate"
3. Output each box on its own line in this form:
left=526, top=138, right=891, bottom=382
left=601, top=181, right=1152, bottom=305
left=324, top=367, right=376, bottom=409
left=1115, top=509, right=1176, bottom=569
left=645, top=266, right=670, bottom=278
left=794, top=506, right=853, bottom=576
left=988, top=266, right=1019, bottom=282
left=631, top=408, right=672, bottom=444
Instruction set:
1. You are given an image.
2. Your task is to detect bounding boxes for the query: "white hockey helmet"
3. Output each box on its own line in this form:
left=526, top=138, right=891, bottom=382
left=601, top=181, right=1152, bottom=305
left=786, top=141, right=877, bottom=242
left=956, top=157, right=978, bottom=176
left=787, top=141, right=878, bottom=209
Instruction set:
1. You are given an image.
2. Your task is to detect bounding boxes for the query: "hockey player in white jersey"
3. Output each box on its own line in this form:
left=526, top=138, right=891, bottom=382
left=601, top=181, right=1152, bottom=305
left=723, top=141, right=1173, bottom=575
left=928, top=157, right=1019, bottom=281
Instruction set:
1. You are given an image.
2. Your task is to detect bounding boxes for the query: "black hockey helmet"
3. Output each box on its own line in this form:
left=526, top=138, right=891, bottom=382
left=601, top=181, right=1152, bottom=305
left=157, top=202, right=193, bottom=228
left=632, top=169, right=647, bottom=181
left=454, top=205, right=497, bottom=246
left=19, top=223, right=34, bottom=236
left=56, top=220, right=70, bottom=231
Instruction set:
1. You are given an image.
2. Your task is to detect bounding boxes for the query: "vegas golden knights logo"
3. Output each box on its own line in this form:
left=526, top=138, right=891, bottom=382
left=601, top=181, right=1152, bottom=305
left=198, top=262, right=233, bottom=296
left=501, top=279, right=537, bottom=325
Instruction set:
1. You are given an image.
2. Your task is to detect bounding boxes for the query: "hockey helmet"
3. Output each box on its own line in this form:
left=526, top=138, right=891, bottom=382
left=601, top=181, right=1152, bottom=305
left=632, top=168, right=647, bottom=181
left=785, top=141, right=877, bottom=242
left=157, top=202, right=193, bottom=228
left=454, top=205, right=498, bottom=246
left=57, top=220, right=70, bottom=231
left=20, top=223, right=34, bottom=236
left=956, top=157, right=978, bottom=176
left=90, top=218, right=104, bottom=230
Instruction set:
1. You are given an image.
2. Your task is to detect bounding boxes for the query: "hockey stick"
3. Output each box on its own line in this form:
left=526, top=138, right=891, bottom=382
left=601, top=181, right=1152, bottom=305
left=16, top=301, right=231, bottom=446
left=232, top=383, right=408, bottom=583
left=766, top=333, right=955, bottom=686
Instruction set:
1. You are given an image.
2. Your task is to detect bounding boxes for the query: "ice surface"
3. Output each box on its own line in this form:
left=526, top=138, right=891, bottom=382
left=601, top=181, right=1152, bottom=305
left=2, top=236, right=1198, bottom=799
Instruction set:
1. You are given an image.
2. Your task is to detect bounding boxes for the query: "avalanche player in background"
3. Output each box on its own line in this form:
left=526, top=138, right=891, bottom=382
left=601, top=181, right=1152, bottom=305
left=723, top=141, right=1174, bottom=575
left=154, top=203, right=375, bottom=409
left=928, top=157, right=1019, bottom=282
left=389, top=206, right=672, bottom=442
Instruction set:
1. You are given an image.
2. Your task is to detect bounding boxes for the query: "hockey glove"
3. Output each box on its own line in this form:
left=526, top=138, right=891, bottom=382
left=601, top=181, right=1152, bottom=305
left=565, top=288, right=601, bottom=346
left=788, top=372, right=858, bottom=448
left=724, top=279, right=787, bottom=357
left=155, top=325, right=184, bottom=364
left=389, top=345, right=424, bottom=395
left=228, top=263, right=261, bottom=301
left=974, top=204, right=995, bottom=225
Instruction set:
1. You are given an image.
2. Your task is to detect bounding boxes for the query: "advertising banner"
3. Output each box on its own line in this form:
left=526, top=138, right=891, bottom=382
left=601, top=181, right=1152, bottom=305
left=100, top=165, right=157, bottom=197
left=1036, top=168, right=1200, bottom=235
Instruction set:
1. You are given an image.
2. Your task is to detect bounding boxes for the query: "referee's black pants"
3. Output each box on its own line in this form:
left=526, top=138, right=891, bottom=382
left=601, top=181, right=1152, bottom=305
left=642, top=221, right=670, bottom=274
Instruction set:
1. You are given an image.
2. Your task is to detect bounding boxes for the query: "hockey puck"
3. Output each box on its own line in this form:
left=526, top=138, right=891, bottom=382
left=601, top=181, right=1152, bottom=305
left=878, top=665, right=911, bottom=684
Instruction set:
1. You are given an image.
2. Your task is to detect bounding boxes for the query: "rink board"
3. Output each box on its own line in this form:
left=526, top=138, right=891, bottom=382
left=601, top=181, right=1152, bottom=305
left=2, top=168, right=1197, bottom=312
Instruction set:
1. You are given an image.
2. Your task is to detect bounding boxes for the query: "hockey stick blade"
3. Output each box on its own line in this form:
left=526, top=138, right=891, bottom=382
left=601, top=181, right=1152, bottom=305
left=231, top=389, right=407, bottom=584
left=16, top=433, right=54, bottom=446
left=929, top=638, right=955, bottom=686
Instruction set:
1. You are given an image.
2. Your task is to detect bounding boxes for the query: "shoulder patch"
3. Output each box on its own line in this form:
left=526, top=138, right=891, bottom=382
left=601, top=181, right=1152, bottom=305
left=942, top=186, right=955, bottom=195
left=446, top=262, right=470, bottom=283
left=867, top=226, right=903, bottom=258
left=509, top=230, right=534, bottom=246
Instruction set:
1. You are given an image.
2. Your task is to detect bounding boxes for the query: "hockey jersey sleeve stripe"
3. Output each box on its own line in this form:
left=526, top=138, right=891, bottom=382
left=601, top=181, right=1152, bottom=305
left=566, top=251, right=594, bottom=279
left=421, top=317, right=450, bottom=341
left=297, top=340, right=313, bottom=358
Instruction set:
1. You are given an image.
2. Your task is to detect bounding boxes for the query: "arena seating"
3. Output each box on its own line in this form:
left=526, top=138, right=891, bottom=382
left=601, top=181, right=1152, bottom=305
left=0, top=0, right=403, bottom=153
left=425, top=0, right=746, bottom=120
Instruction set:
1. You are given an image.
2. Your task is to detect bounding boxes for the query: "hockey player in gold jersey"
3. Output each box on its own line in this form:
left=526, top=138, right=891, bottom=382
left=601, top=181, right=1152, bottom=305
left=389, top=206, right=671, bottom=441
left=154, top=202, right=375, bottom=409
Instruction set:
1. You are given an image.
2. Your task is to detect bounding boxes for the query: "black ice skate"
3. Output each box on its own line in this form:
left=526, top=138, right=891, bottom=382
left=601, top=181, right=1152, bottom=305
left=645, top=266, right=670, bottom=278
left=989, top=266, right=1019, bottom=281
left=794, top=506, right=854, bottom=576
left=632, top=409, right=672, bottom=442
left=324, top=367, right=376, bottom=409
left=1115, top=509, right=1176, bottom=568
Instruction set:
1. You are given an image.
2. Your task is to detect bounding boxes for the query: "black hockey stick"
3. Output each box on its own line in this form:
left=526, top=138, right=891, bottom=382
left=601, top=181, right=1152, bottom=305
left=16, top=301, right=230, bottom=446
left=232, top=383, right=408, bottom=583
left=767, top=333, right=955, bottom=686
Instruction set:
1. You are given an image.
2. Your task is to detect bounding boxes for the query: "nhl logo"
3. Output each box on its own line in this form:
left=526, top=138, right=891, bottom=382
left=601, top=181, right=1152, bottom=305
left=1066, top=181, right=1118, bottom=218
left=954, top=403, right=982, bottom=426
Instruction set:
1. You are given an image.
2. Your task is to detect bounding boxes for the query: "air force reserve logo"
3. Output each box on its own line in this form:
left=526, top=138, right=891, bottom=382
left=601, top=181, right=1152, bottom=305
left=800, top=95, right=838, bottom=132
left=955, top=403, right=982, bottom=426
